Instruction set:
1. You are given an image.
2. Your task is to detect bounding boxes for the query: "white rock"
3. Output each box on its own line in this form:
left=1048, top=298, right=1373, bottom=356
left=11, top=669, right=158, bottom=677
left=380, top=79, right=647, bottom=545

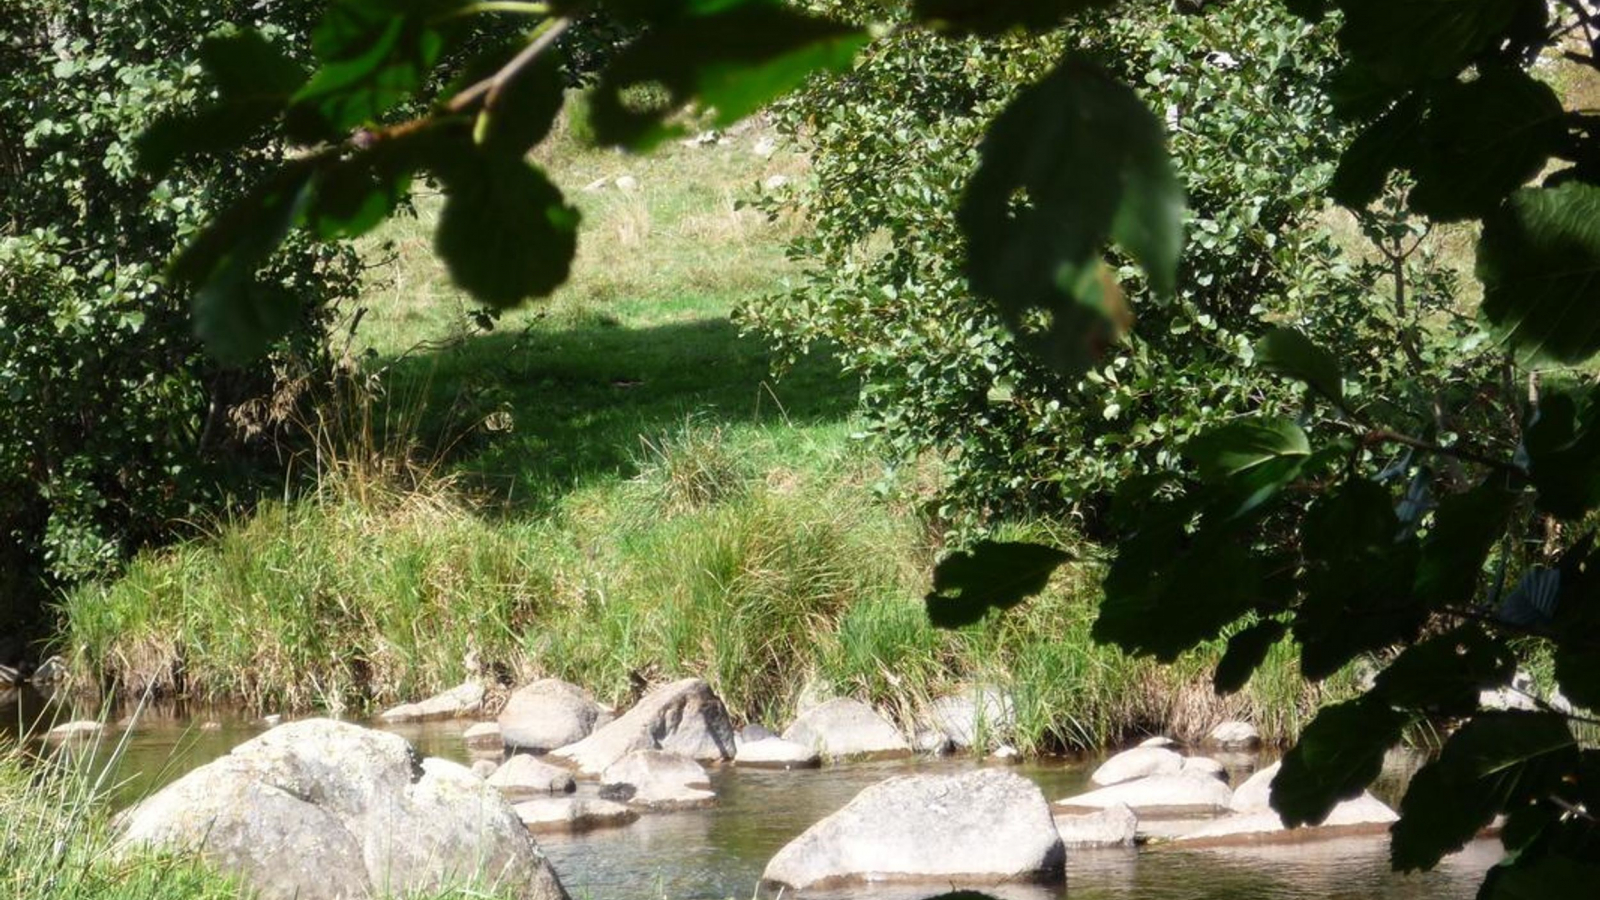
left=913, top=728, right=955, bottom=755
left=614, top=175, right=639, bottom=192
left=992, top=745, right=1022, bottom=762
left=1055, top=803, right=1138, bottom=848
left=600, top=750, right=714, bottom=809
left=550, top=678, right=736, bottom=776
left=515, top=797, right=639, bottom=834
left=499, top=679, right=613, bottom=754
left=735, top=737, right=820, bottom=769
left=471, top=760, right=499, bottom=780
left=752, top=136, right=777, bottom=158
left=1207, top=720, right=1260, bottom=748
left=261, top=714, right=283, bottom=727
left=925, top=686, right=1015, bottom=749
left=464, top=721, right=503, bottom=753
left=762, top=769, right=1064, bottom=891
left=1179, top=793, right=1398, bottom=846
left=582, top=177, right=609, bottom=192
left=1057, top=771, right=1233, bottom=816
left=1090, top=746, right=1184, bottom=786
left=782, top=698, right=910, bottom=760
left=115, top=719, right=568, bottom=900
left=1139, top=736, right=1178, bottom=748
left=1230, top=761, right=1281, bottom=812
left=379, top=681, right=485, bottom=723
left=762, top=175, right=790, bottom=191
left=1181, top=756, right=1226, bottom=779
left=47, top=720, right=105, bottom=740
left=488, top=754, right=577, bottom=799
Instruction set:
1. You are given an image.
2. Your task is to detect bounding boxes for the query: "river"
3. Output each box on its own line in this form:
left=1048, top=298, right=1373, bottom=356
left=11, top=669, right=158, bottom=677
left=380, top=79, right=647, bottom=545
left=2, top=688, right=1501, bottom=900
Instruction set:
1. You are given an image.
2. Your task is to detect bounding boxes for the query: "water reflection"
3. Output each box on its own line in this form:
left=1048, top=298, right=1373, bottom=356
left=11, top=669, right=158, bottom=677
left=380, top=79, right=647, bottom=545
left=2, top=690, right=1499, bottom=900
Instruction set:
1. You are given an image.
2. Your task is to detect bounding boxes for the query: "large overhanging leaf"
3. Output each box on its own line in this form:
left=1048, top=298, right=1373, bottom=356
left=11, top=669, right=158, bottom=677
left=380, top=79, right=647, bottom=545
left=1480, top=183, right=1600, bottom=365
left=1336, top=0, right=1524, bottom=88
left=293, top=0, right=469, bottom=132
left=925, top=541, right=1072, bottom=628
left=1253, top=327, right=1344, bottom=404
left=960, top=57, right=1183, bottom=379
left=588, top=4, right=867, bottom=150
left=1272, top=697, right=1409, bottom=827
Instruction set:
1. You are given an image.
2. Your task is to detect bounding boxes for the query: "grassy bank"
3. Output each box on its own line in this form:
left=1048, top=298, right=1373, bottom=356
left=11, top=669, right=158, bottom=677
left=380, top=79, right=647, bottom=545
left=56, top=114, right=1351, bottom=753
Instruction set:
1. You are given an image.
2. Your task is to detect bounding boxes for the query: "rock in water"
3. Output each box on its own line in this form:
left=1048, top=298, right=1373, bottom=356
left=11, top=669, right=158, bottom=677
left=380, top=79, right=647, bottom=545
left=735, top=737, right=820, bottom=769
left=378, top=681, right=485, bottom=723
left=488, top=754, right=578, bottom=799
left=499, top=679, right=613, bottom=754
left=1138, top=736, right=1178, bottom=748
left=46, top=720, right=105, bottom=741
left=1056, top=770, right=1233, bottom=817
left=1229, top=761, right=1281, bottom=813
left=464, top=721, right=504, bottom=754
left=1181, top=756, right=1226, bottom=779
left=549, top=678, right=735, bottom=776
left=1055, top=803, right=1139, bottom=848
left=516, top=798, right=639, bottom=835
left=1090, top=746, right=1183, bottom=786
left=1178, top=793, right=1398, bottom=846
left=1206, top=720, right=1260, bottom=748
left=600, top=750, right=715, bottom=809
left=924, top=685, right=1015, bottom=749
left=115, top=719, right=567, bottom=900
left=782, top=698, right=910, bottom=760
left=762, top=768, right=1064, bottom=891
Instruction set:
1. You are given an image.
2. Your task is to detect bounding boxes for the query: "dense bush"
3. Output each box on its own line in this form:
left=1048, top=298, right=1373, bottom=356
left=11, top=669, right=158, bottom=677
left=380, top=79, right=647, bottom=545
left=0, top=2, right=361, bottom=630
left=740, top=0, right=1474, bottom=531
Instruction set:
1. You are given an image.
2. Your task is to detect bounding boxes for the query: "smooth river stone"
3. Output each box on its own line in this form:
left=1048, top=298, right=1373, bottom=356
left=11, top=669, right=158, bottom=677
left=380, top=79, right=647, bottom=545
left=782, top=698, right=910, bottom=761
left=1090, top=746, right=1184, bottom=786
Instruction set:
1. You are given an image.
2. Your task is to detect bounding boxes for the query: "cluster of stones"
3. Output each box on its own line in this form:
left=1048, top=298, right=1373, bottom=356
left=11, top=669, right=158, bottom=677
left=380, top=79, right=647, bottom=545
left=111, top=678, right=1402, bottom=900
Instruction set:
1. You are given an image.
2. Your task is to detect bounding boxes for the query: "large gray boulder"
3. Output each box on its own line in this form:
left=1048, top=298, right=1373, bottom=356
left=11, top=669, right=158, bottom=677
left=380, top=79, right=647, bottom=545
left=1229, top=761, right=1281, bottom=813
left=1089, top=746, right=1183, bottom=786
left=1056, top=770, right=1232, bottom=816
left=763, top=769, right=1063, bottom=891
left=735, top=736, right=820, bottom=769
left=378, top=681, right=485, bottom=723
left=115, top=719, right=567, bottom=900
left=924, top=686, right=1014, bottom=749
left=487, top=754, right=577, bottom=799
left=549, top=678, right=736, bottom=776
left=600, top=750, right=715, bottom=809
left=782, top=698, right=910, bottom=761
left=499, top=679, right=613, bottom=754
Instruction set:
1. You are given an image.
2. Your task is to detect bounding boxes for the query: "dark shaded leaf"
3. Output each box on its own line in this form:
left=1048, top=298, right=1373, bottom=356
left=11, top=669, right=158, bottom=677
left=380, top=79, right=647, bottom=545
left=1479, top=851, right=1600, bottom=900
left=200, top=27, right=308, bottom=99
left=138, top=104, right=285, bottom=180
left=911, top=0, right=1115, bottom=35
left=294, top=0, right=464, bottom=130
left=1337, top=0, right=1523, bottom=88
left=1525, top=387, right=1600, bottom=520
left=1254, top=327, right=1344, bottom=404
left=477, top=51, right=564, bottom=159
left=1373, top=624, right=1516, bottom=715
left=1330, top=93, right=1423, bottom=209
left=589, top=5, right=866, bottom=150
left=307, top=131, right=447, bottom=240
left=1480, top=183, right=1600, bottom=365
left=1185, top=417, right=1310, bottom=484
left=1214, top=620, right=1288, bottom=695
left=1097, top=530, right=1259, bottom=661
left=1410, top=68, right=1566, bottom=222
left=1553, top=646, right=1600, bottom=712
left=1393, top=711, right=1577, bottom=871
left=925, top=541, right=1072, bottom=628
left=961, top=57, right=1183, bottom=378
left=1272, top=698, right=1409, bottom=827
left=432, top=147, right=579, bottom=308
left=1414, top=477, right=1519, bottom=607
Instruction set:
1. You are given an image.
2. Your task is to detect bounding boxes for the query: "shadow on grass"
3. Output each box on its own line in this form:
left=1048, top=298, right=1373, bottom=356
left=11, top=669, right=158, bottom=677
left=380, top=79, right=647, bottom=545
left=383, top=312, right=857, bottom=515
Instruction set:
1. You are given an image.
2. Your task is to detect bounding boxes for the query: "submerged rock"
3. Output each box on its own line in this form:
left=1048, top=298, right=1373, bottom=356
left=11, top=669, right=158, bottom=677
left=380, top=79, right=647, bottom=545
left=378, top=681, right=485, bottom=723
left=1090, top=746, right=1184, bottom=786
left=735, top=737, right=820, bottom=769
left=464, top=721, right=504, bottom=754
left=550, top=678, right=736, bottom=776
left=782, top=698, right=910, bottom=761
left=600, top=750, right=715, bottom=810
left=1057, top=770, right=1233, bottom=816
left=115, top=719, right=568, bottom=900
left=488, top=754, right=578, bottom=799
left=1177, top=793, right=1398, bottom=846
left=46, top=720, right=105, bottom=740
left=499, top=679, right=613, bottom=754
left=762, top=768, right=1064, bottom=891
left=1206, top=720, right=1260, bottom=748
left=1055, top=803, right=1139, bottom=848
left=516, top=797, right=639, bottom=834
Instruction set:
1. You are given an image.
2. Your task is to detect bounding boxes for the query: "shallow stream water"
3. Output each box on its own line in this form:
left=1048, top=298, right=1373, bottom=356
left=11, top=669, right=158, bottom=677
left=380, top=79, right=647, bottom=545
left=2, top=689, right=1500, bottom=900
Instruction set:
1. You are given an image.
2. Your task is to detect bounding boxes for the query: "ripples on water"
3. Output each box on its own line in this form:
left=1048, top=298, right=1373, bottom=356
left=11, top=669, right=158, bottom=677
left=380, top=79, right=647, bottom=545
left=3, top=691, right=1499, bottom=900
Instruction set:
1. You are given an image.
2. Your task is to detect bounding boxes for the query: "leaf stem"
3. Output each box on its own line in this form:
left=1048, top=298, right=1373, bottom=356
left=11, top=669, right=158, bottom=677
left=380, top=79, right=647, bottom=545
left=448, top=17, right=571, bottom=114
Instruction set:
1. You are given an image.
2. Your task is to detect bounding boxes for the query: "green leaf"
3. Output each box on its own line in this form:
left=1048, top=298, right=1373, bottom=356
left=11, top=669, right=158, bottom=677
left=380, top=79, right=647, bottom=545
left=1414, top=477, right=1519, bottom=607
left=1330, top=93, right=1423, bottom=209
left=1479, top=852, right=1600, bottom=900
left=1184, top=417, right=1311, bottom=484
left=1392, top=711, right=1577, bottom=871
left=1373, top=624, right=1516, bottom=716
left=307, top=132, right=442, bottom=240
left=960, top=58, right=1183, bottom=378
left=170, top=164, right=319, bottom=363
left=1271, top=698, right=1409, bottom=827
left=1254, top=327, right=1344, bottom=404
left=294, top=0, right=462, bottom=131
left=925, top=541, right=1072, bottom=628
left=589, top=5, right=866, bottom=150
left=199, top=27, right=308, bottom=100
left=1525, top=387, right=1600, bottom=521
left=1337, top=0, right=1524, bottom=88
left=476, top=51, right=564, bottom=159
left=1409, top=68, right=1566, bottom=222
left=1097, top=530, right=1260, bottom=661
left=910, top=0, right=1115, bottom=35
left=432, top=147, right=579, bottom=308
left=1214, top=619, right=1288, bottom=695
left=1480, top=183, right=1600, bottom=365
